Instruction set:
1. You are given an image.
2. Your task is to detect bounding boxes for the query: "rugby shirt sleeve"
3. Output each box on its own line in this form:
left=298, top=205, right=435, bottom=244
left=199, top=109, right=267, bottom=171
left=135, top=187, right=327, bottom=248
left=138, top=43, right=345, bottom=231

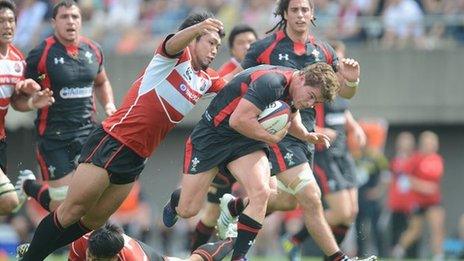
left=243, top=73, right=286, bottom=111
left=24, top=44, right=44, bottom=82
left=241, top=41, right=264, bottom=69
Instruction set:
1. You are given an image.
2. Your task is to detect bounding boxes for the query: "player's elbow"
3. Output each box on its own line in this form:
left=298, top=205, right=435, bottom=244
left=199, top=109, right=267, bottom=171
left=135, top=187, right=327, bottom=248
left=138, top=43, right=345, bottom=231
left=338, top=86, right=356, bottom=99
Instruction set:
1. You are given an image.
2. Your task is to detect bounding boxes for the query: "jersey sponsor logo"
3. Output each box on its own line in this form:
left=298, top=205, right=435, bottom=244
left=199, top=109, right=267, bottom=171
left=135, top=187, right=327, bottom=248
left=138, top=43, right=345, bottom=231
left=325, top=113, right=346, bottom=126
left=178, top=83, right=201, bottom=103
left=190, top=157, right=200, bottom=172
left=54, top=57, right=65, bottom=64
left=59, top=86, right=93, bottom=99
left=85, top=51, right=93, bottom=64
left=0, top=76, right=21, bottom=85
left=278, top=53, right=289, bottom=61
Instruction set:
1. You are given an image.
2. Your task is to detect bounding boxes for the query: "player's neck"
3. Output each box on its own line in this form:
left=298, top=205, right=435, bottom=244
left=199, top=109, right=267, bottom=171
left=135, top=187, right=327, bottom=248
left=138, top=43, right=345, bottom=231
left=0, top=44, right=9, bottom=58
left=285, top=28, right=309, bottom=43
left=55, top=34, right=80, bottom=47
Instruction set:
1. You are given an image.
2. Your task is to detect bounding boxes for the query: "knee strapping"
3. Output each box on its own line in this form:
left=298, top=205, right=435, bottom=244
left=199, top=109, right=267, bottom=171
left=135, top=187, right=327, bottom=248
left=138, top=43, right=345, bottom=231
left=277, top=170, right=314, bottom=195
left=48, top=186, right=69, bottom=201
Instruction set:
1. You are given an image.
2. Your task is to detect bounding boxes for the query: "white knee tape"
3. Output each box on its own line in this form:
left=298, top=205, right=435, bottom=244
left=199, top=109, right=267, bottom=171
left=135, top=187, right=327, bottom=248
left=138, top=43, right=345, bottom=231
left=0, top=181, right=15, bottom=197
left=49, top=186, right=69, bottom=201
left=277, top=169, right=315, bottom=195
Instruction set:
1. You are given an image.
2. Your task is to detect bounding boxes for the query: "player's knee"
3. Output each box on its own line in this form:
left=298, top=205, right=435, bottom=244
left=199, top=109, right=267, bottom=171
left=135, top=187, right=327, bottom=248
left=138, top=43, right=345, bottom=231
left=299, top=186, right=322, bottom=211
left=59, top=203, right=88, bottom=225
left=248, top=184, right=270, bottom=206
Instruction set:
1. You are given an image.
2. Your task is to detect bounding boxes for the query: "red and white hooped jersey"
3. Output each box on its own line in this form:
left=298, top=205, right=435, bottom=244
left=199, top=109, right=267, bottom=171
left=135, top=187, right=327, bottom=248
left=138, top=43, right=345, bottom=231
left=0, top=44, right=25, bottom=139
left=69, top=233, right=151, bottom=261
left=217, top=57, right=241, bottom=79
left=103, top=35, right=225, bottom=157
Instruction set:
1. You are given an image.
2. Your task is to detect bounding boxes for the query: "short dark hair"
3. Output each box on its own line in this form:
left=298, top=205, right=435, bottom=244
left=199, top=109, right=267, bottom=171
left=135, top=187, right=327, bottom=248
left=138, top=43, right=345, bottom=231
left=178, top=11, right=225, bottom=39
left=228, top=24, right=257, bottom=49
left=53, top=0, right=79, bottom=19
left=88, top=223, right=125, bottom=259
left=267, top=0, right=315, bottom=34
left=0, top=0, right=16, bottom=19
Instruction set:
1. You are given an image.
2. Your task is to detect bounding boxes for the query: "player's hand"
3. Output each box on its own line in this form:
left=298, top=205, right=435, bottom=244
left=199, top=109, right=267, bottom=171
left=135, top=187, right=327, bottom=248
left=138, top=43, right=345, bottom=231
left=31, top=89, right=55, bottom=109
left=321, top=127, right=337, bottom=142
left=268, top=122, right=291, bottom=144
left=353, top=126, right=367, bottom=147
left=104, top=103, right=117, bottom=116
left=196, top=18, right=223, bottom=36
left=306, top=132, right=330, bottom=149
left=339, top=58, right=360, bottom=83
left=15, top=79, right=41, bottom=95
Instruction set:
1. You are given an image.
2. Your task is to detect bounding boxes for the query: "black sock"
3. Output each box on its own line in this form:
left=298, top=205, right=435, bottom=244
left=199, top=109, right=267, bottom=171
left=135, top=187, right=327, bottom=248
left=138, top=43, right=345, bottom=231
left=190, top=220, right=214, bottom=252
left=193, top=237, right=236, bottom=261
left=228, top=197, right=245, bottom=217
left=22, top=211, right=63, bottom=260
left=325, top=250, right=349, bottom=261
left=23, top=180, right=51, bottom=211
left=331, top=225, right=350, bottom=245
left=291, top=226, right=309, bottom=245
left=169, top=188, right=181, bottom=212
left=53, top=220, right=91, bottom=250
left=231, top=213, right=262, bottom=260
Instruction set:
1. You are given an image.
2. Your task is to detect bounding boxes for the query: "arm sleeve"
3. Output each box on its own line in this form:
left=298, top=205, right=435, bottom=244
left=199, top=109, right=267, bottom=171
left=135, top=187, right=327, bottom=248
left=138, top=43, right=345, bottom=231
left=206, top=68, right=227, bottom=93
left=243, top=73, right=287, bottom=111
left=24, top=45, right=44, bottom=82
left=96, top=43, right=104, bottom=73
left=241, top=41, right=264, bottom=69
left=156, top=34, right=187, bottom=59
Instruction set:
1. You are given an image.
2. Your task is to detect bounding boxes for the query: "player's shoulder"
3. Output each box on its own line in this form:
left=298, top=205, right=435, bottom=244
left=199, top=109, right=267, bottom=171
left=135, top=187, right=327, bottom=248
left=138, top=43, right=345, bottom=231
left=205, top=67, right=220, bottom=79
left=8, top=44, right=25, bottom=60
left=253, top=30, right=286, bottom=50
left=80, top=36, right=102, bottom=48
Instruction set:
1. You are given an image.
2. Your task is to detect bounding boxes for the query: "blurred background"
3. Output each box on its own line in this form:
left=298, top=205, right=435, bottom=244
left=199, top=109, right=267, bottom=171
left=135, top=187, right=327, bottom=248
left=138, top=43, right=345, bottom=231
left=1, top=0, right=464, bottom=260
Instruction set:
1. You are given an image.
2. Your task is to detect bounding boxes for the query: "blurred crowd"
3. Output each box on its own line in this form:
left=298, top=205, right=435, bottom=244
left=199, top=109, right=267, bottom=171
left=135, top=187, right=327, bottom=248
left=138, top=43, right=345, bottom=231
left=12, top=0, right=464, bottom=54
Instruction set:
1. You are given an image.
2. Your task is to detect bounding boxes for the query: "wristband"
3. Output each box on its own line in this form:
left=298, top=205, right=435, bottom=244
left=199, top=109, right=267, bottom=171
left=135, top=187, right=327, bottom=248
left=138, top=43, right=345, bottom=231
left=105, top=103, right=116, bottom=111
left=27, top=97, right=35, bottom=110
left=345, top=78, right=360, bottom=88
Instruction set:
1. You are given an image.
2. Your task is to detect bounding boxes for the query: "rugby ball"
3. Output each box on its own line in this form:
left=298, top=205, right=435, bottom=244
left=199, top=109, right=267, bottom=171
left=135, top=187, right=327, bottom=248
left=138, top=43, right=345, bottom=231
left=258, top=100, right=291, bottom=134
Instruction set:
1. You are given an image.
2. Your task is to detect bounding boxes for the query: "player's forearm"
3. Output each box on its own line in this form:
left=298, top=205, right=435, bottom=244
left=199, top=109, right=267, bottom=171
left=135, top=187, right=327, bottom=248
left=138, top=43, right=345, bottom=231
left=165, top=26, right=201, bottom=56
left=95, top=81, right=115, bottom=108
left=229, top=116, right=279, bottom=144
left=338, top=84, right=356, bottom=99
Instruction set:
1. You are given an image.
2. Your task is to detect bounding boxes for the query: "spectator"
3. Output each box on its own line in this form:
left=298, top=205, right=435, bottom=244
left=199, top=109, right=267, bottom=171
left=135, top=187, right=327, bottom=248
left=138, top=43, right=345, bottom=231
left=382, top=0, right=425, bottom=49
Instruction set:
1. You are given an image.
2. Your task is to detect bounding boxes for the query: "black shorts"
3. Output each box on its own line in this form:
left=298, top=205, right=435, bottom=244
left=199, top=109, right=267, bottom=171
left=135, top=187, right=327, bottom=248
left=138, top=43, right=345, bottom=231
left=268, top=136, right=313, bottom=176
left=136, top=240, right=165, bottom=261
left=183, top=119, right=268, bottom=175
left=0, top=139, right=6, bottom=173
left=36, top=136, right=88, bottom=181
left=78, top=126, right=146, bottom=184
left=208, top=167, right=236, bottom=204
left=313, top=150, right=357, bottom=195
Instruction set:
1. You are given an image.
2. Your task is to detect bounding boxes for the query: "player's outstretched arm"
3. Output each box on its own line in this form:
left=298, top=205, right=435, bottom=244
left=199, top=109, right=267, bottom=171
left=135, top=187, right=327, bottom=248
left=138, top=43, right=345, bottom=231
left=337, top=58, right=360, bottom=99
left=10, top=89, right=55, bottom=112
left=94, top=69, right=116, bottom=116
left=165, top=18, right=223, bottom=56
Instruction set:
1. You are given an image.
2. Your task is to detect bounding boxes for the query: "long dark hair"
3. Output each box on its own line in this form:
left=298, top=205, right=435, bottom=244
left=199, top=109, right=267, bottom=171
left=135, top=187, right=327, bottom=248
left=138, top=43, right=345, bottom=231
left=266, top=0, right=315, bottom=34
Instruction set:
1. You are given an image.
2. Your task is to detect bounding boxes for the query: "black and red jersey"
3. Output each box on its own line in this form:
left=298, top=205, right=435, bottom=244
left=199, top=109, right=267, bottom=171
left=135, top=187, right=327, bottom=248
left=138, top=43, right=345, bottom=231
left=202, top=65, right=294, bottom=131
left=25, top=36, right=104, bottom=140
left=314, top=97, right=350, bottom=155
left=242, top=30, right=338, bottom=137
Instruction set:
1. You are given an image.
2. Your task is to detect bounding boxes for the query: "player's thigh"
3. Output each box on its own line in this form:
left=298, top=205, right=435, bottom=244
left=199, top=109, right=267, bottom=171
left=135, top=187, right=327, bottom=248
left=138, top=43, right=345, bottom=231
left=179, top=168, right=218, bottom=208
left=227, top=150, right=270, bottom=197
left=325, top=189, right=353, bottom=215
left=426, top=205, right=445, bottom=232
left=57, top=163, right=110, bottom=225
left=82, top=181, right=134, bottom=229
